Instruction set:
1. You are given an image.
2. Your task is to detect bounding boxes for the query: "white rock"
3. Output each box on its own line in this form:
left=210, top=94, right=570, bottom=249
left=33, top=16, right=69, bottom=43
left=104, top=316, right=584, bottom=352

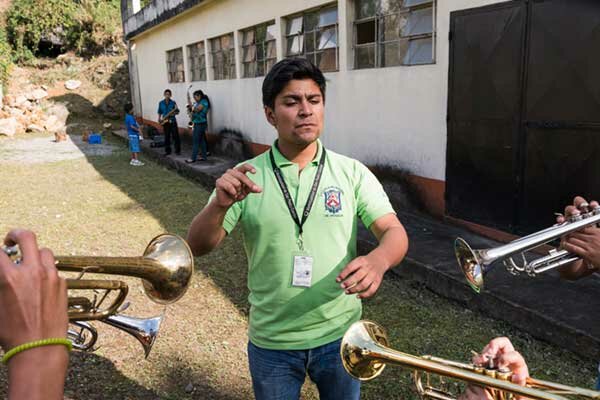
left=64, top=80, right=82, bottom=90
left=9, top=107, right=24, bottom=116
left=0, top=117, right=18, bottom=136
left=45, top=115, right=64, bottom=133
left=103, top=123, right=112, bottom=129
left=46, top=103, right=70, bottom=124
left=14, top=95, right=28, bottom=107
left=27, top=124, right=45, bottom=133
left=31, top=88, right=48, bottom=101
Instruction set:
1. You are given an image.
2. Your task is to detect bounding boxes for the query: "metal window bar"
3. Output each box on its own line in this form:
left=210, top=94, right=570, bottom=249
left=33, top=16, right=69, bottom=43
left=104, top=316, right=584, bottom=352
left=166, top=48, right=184, bottom=82
left=285, top=6, right=339, bottom=71
left=211, top=35, right=234, bottom=80
left=243, top=24, right=275, bottom=78
left=188, top=42, right=206, bottom=82
left=354, top=0, right=435, bottom=68
left=353, top=15, right=378, bottom=68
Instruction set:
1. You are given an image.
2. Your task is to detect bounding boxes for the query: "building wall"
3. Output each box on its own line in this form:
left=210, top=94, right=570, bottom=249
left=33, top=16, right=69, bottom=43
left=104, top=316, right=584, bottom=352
left=129, top=0, right=505, bottom=183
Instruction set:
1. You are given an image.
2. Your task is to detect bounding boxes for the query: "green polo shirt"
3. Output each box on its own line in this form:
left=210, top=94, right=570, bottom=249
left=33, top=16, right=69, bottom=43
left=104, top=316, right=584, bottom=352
left=210, top=139, right=395, bottom=350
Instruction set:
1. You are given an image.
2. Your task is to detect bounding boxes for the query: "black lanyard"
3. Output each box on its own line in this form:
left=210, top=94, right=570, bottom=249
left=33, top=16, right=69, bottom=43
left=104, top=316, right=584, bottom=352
left=269, top=146, right=327, bottom=244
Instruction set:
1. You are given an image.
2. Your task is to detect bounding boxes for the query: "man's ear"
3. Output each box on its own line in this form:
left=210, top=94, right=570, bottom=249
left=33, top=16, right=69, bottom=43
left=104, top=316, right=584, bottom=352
left=264, top=106, right=277, bottom=127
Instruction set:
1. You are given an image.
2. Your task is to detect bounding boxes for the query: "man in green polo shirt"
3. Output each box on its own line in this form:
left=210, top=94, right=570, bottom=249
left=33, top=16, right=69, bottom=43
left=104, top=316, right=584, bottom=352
left=187, top=58, right=409, bottom=400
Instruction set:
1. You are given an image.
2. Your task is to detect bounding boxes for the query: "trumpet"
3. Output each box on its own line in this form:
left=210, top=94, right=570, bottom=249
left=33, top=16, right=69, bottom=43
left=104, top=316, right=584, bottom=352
left=340, top=320, right=600, bottom=400
left=2, top=233, right=193, bottom=357
left=455, top=205, right=600, bottom=293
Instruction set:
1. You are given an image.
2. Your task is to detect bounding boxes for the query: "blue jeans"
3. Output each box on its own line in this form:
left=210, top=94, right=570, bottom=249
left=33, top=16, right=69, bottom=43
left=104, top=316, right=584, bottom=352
left=191, top=123, right=208, bottom=161
left=247, top=339, right=360, bottom=400
left=596, top=371, right=600, bottom=390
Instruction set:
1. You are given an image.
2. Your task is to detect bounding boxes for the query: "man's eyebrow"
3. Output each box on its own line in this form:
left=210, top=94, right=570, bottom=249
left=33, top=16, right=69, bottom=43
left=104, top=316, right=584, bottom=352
left=281, top=93, right=322, bottom=99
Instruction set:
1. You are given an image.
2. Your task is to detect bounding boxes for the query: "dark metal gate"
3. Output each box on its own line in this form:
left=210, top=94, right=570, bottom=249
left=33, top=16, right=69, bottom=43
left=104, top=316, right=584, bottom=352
left=446, top=0, right=600, bottom=234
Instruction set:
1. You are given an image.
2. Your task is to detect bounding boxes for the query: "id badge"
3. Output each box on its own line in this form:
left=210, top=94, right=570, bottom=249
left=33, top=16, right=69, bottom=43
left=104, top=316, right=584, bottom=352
left=292, top=251, right=313, bottom=288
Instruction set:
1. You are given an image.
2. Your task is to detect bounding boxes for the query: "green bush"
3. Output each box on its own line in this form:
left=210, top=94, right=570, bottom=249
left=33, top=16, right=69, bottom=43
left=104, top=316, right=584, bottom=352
left=71, top=0, right=123, bottom=55
left=0, top=27, right=12, bottom=84
left=6, top=0, right=78, bottom=63
left=6, top=0, right=122, bottom=62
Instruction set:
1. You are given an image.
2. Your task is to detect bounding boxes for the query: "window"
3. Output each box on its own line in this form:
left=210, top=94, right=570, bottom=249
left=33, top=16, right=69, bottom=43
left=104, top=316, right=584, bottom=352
left=285, top=5, right=339, bottom=72
left=210, top=33, right=236, bottom=80
left=188, top=41, right=206, bottom=81
left=166, top=48, right=185, bottom=83
left=354, top=0, right=435, bottom=69
left=242, top=22, right=277, bottom=78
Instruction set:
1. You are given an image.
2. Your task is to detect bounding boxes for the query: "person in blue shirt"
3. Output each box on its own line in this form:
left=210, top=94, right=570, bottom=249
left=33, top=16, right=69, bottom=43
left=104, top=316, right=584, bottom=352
left=157, top=89, right=181, bottom=156
left=185, top=90, right=211, bottom=163
left=125, top=103, right=144, bottom=166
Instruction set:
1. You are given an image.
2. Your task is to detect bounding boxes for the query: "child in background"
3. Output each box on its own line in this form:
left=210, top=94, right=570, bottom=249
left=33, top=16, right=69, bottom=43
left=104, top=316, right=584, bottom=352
left=124, top=103, right=144, bottom=166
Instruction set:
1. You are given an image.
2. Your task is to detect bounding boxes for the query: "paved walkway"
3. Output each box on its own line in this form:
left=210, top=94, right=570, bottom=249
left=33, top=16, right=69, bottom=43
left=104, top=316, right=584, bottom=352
left=113, top=129, right=600, bottom=360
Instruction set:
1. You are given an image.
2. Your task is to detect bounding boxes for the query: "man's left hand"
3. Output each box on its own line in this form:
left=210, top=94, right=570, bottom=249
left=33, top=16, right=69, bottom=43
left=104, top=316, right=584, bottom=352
left=559, top=196, right=600, bottom=270
left=336, top=253, right=388, bottom=299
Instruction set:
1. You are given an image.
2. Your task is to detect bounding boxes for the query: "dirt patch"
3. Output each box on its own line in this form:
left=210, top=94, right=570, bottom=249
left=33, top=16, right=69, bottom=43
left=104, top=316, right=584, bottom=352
left=0, top=134, right=117, bottom=164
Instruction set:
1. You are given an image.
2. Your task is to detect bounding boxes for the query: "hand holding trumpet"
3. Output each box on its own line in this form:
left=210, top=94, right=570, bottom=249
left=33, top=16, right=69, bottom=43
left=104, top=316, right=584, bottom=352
left=459, top=337, right=530, bottom=400
left=0, top=229, right=68, bottom=400
left=556, top=196, right=600, bottom=279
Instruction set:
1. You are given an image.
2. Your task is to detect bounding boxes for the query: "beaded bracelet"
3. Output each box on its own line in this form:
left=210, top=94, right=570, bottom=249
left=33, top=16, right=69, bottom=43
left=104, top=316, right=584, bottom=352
left=2, top=338, right=72, bottom=365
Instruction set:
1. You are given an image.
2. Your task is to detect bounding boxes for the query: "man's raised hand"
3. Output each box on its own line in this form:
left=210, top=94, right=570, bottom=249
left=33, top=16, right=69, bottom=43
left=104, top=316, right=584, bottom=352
left=214, top=164, right=263, bottom=208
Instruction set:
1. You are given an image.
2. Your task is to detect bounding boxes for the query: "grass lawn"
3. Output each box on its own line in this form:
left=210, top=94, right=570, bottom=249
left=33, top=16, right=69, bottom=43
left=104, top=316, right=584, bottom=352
left=0, top=133, right=595, bottom=399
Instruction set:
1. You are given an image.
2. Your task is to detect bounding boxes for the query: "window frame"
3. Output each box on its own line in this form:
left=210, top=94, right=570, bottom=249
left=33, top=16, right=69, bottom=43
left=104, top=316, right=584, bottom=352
left=187, top=41, right=207, bottom=82
left=166, top=47, right=185, bottom=83
left=210, top=33, right=236, bottom=80
left=241, top=21, right=277, bottom=79
left=353, top=0, right=436, bottom=69
left=284, top=4, right=340, bottom=73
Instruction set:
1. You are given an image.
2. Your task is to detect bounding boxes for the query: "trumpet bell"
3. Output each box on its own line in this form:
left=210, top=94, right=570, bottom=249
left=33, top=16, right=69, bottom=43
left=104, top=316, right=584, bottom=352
left=340, top=320, right=389, bottom=381
left=141, top=234, right=193, bottom=305
left=341, top=320, right=600, bottom=400
left=454, top=238, right=484, bottom=293
left=103, top=314, right=163, bottom=358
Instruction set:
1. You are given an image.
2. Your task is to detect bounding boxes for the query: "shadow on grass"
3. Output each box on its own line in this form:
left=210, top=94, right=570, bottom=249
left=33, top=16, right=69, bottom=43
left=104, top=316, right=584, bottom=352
left=40, top=92, right=253, bottom=397
left=51, top=91, right=251, bottom=304
left=63, top=352, right=247, bottom=400
left=64, top=352, right=161, bottom=400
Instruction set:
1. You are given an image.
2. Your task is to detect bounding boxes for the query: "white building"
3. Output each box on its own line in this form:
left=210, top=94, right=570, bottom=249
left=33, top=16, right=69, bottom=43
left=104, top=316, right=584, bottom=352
left=121, top=0, right=600, bottom=234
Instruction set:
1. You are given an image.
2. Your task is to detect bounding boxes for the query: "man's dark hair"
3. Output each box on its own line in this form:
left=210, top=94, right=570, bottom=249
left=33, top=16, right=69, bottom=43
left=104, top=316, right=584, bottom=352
left=262, top=58, right=326, bottom=109
left=124, top=103, right=134, bottom=114
left=164, top=89, right=172, bottom=95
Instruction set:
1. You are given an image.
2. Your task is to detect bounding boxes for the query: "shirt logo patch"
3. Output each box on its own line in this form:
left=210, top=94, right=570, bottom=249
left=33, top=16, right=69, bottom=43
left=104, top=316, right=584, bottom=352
left=324, top=187, right=343, bottom=215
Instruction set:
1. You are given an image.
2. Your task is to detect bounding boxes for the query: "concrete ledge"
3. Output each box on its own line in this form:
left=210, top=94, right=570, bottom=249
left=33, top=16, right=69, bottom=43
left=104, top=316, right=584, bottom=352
left=112, top=129, right=236, bottom=188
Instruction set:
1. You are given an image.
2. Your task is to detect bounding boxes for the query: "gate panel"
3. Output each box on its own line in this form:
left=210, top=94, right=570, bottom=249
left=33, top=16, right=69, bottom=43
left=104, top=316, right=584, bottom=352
left=519, top=0, right=600, bottom=230
left=446, top=3, right=526, bottom=230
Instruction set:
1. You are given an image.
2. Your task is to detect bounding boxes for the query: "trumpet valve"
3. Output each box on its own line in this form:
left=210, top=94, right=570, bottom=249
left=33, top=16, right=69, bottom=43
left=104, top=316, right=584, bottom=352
left=569, top=211, right=583, bottom=222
